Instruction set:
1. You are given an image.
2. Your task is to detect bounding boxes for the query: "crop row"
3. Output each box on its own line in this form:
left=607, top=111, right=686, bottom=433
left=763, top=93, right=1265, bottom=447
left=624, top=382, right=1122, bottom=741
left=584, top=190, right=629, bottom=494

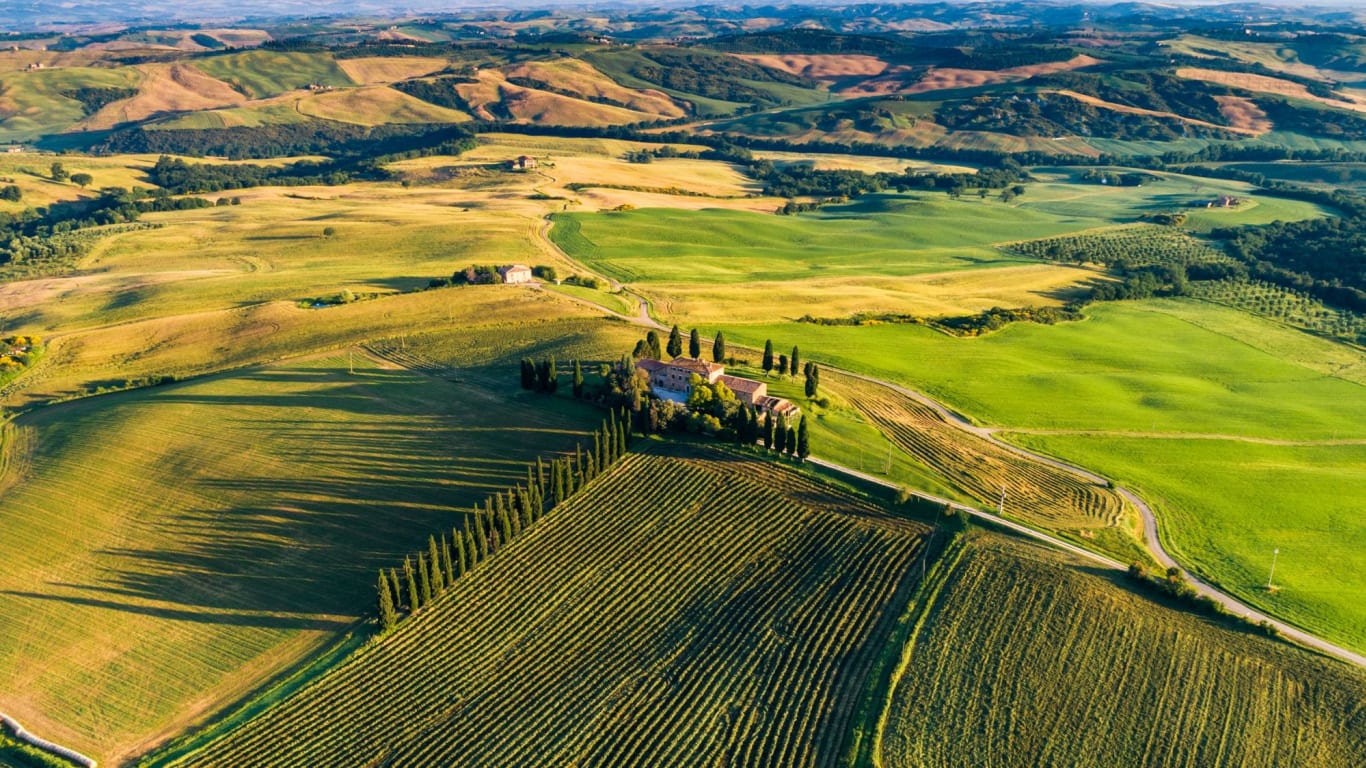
left=1005, top=224, right=1232, bottom=268
left=878, top=537, right=1366, bottom=767
left=829, top=372, right=1127, bottom=530
left=181, top=444, right=928, bottom=767
left=1187, top=278, right=1366, bottom=343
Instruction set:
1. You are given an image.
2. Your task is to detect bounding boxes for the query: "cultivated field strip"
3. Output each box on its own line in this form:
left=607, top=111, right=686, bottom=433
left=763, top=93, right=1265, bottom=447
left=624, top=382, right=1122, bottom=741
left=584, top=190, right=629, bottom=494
left=181, top=444, right=928, bottom=767
left=879, top=535, right=1366, bottom=768
left=828, top=372, right=1127, bottom=530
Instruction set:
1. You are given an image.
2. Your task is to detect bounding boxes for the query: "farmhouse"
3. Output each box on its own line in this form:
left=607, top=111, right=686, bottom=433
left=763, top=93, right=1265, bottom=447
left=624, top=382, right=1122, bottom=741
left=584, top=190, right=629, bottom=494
left=635, top=356, right=798, bottom=414
left=498, top=264, right=533, bottom=284
left=511, top=155, right=538, bottom=171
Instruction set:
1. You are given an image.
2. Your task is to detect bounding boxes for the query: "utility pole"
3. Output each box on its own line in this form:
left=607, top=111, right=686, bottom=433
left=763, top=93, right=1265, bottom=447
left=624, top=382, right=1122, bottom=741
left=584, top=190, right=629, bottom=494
left=1267, top=548, right=1280, bottom=590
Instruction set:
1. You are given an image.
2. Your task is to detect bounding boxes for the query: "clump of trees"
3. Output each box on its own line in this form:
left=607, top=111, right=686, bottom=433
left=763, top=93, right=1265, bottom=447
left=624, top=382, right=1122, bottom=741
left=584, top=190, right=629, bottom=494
left=377, top=411, right=633, bottom=632
left=520, top=356, right=559, bottom=393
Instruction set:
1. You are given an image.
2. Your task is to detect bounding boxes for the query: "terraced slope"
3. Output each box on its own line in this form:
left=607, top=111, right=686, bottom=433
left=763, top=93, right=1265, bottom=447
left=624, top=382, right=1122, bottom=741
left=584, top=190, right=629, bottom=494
left=177, top=442, right=929, bottom=767
left=878, top=534, right=1366, bottom=768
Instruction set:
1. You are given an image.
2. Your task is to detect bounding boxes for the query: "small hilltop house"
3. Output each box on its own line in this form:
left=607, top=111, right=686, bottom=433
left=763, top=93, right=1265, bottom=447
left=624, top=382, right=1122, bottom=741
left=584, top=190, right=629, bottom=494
left=499, top=264, right=533, bottom=284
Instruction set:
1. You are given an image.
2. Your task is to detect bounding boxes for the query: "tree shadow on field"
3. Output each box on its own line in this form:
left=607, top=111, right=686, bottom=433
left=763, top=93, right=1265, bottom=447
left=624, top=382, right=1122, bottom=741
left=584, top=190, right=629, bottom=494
left=33, top=362, right=597, bottom=626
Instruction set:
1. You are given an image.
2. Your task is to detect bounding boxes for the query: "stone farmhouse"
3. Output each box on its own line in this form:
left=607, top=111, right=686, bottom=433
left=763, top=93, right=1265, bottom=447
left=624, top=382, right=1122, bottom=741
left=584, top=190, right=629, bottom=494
left=498, top=264, right=534, bottom=284
left=635, top=357, right=799, bottom=417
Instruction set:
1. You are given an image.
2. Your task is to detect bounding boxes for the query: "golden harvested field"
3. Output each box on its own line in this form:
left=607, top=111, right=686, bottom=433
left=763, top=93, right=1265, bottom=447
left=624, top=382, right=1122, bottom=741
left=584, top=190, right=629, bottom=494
left=0, top=347, right=611, bottom=763
left=643, top=263, right=1102, bottom=325
left=335, top=56, right=449, bottom=85
left=1177, top=67, right=1366, bottom=114
left=503, top=59, right=687, bottom=118
left=730, top=53, right=891, bottom=80
left=294, top=85, right=471, bottom=125
left=751, top=150, right=975, bottom=174
left=78, top=62, right=243, bottom=130
left=456, top=70, right=661, bottom=126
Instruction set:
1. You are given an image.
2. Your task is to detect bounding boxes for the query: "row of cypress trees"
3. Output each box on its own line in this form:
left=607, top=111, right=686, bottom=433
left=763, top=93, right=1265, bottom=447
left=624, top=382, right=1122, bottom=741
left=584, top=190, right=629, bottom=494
left=376, top=409, right=634, bottom=632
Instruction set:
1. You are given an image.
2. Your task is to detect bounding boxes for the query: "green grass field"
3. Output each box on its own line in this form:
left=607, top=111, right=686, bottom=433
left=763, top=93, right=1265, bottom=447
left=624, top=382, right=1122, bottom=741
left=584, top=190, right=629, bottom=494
left=1004, top=434, right=1366, bottom=652
left=876, top=533, right=1366, bottom=767
left=723, top=300, right=1366, bottom=441
left=165, top=441, right=930, bottom=766
left=190, top=51, right=354, bottom=99
left=0, top=349, right=608, bottom=763
left=0, top=65, right=141, bottom=142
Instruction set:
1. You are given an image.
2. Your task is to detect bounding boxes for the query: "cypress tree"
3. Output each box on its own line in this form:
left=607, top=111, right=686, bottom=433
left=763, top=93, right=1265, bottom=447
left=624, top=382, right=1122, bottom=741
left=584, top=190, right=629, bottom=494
left=494, top=492, right=507, bottom=524
left=786, top=426, right=798, bottom=456
left=537, top=456, right=546, bottom=488
left=378, top=570, right=397, bottom=630
left=428, top=536, right=444, bottom=593
left=797, top=416, right=810, bottom=461
left=466, top=527, right=481, bottom=565
left=764, top=411, right=774, bottom=449
left=593, top=431, right=603, bottom=471
left=689, top=328, right=701, bottom=358
left=762, top=340, right=774, bottom=373
left=387, top=568, right=402, bottom=613
left=585, top=449, right=597, bottom=482
left=546, top=355, right=558, bottom=393
left=441, top=534, right=455, bottom=584
left=552, top=460, right=565, bottom=505
left=473, top=516, right=488, bottom=560
left=778, top=353, right=788, bottom=376
left=604, top=419, right=616, bottom=463
left=572, top=359, right=584, bottom=398
left=805, top=363, right=819, bottom=398
left=667, top=324, right=683, bottom=357
left=791, top=346, right=800, bottom=376
left=645, top=330, right=662, bottom=360
left=499, top=505, right=513, bottom=543
left=453, top=530, right=467, bottom=575
left=417, top=553, right=432, bottom=605
left=775, top=413, right=788, bottom=453
left=404, top=557, right=420, bottom=613
left=520, top=358, right=535, bottom=390
left=713, top=331, right=726, bottom=363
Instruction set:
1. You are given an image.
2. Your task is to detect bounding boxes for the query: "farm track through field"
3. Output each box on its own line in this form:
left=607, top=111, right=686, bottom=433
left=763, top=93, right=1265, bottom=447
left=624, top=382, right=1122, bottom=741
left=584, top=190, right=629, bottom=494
left=178, top=444, right=930, bottom=766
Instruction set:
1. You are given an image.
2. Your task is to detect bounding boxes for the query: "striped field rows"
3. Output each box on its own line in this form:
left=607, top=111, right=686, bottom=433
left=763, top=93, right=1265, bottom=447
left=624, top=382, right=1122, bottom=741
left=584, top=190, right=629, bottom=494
left=179, top=442, right=929, bottom=767
left=829, top=372, right=1128, bottom=530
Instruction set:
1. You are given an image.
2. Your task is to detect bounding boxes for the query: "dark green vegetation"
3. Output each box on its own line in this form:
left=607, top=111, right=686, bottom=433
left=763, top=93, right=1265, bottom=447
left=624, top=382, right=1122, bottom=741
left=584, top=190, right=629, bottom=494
left=876, top=534, right=1366, bottom=767
left=167, top=443, right=931, bottom=767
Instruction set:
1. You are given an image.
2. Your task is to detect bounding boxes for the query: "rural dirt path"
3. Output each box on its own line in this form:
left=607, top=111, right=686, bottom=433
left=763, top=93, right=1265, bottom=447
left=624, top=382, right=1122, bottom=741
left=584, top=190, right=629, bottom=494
left=534, top=212, right=1366, bottom=669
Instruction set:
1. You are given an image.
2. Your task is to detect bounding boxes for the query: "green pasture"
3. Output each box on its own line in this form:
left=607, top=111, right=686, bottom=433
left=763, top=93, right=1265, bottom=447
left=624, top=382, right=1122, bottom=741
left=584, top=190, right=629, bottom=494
left=0, top=350, right=606, bottom=761
left=1004, top=434, right=1366, bottom=654
left=190, top=50, right=354, bottom=99
left=542, top=283, right=637, bottom=316
left=720, top=299, right=1366, bottom=441
left=551, top=193, right=1087, bottom=284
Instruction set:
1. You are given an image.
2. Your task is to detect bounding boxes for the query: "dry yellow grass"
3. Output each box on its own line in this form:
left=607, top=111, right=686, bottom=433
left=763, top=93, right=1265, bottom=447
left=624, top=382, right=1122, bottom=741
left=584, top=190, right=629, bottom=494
left=456, top=69, right=659, bottom=126
left=78, top=62, right=244, bottom=129
left=1177, top=67, right=1366, bottom=114
left=642, top=263, right=1102, bottom=325
left=503, top=59, right=686, bottom=118
left=751, top=150, right=975, bottom=174
left=731, top=53, right=890, bottom=80
left=1213, top=94, right=1272, bottom=133
left=1047, top=89, right=1261, bottom=135
left=845, top=54, right=1103, bottom=96
left=293, top=85, right=471, bottom=125
left=335, top=56, right=450, bottom=85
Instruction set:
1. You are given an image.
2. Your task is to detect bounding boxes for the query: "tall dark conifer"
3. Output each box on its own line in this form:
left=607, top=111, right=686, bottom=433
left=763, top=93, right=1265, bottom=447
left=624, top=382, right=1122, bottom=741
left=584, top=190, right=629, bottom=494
left=378, top=570, right=397, bottom=631
left=428, top=536, right=444, bottom=593
left=797, top=416, right=810, bottom=460
left=403, top=557, right=420, bottom=613
left=764, top=411, right=774, bottom=449
left=790, top=346, right=800, bottom=376
left=713, top=331, right=726, bottom=363
left=441, top=534, right=455, bottom=584
left=667, top=325, right=683, bottom=357
left=689, top=328, right=701, bottom=358
left=417, top=553, right=432, bottom=605
left=762, top=340, right=774, bottom=373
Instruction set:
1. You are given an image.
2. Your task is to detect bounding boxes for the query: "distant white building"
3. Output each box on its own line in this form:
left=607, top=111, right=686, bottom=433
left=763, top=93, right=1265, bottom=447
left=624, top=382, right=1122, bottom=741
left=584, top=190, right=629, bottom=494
left=499, top=264, right=533, bottom=284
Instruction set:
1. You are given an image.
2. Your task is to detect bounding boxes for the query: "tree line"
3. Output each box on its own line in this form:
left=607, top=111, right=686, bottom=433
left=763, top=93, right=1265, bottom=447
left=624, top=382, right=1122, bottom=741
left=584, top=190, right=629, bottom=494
left=377, top=410, right=633, bottom=632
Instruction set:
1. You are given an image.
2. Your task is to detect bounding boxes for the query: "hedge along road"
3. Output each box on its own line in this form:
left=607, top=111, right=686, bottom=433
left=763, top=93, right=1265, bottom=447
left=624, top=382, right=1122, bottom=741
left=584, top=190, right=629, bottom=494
left=535, top=211, right=1366, bottom=670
